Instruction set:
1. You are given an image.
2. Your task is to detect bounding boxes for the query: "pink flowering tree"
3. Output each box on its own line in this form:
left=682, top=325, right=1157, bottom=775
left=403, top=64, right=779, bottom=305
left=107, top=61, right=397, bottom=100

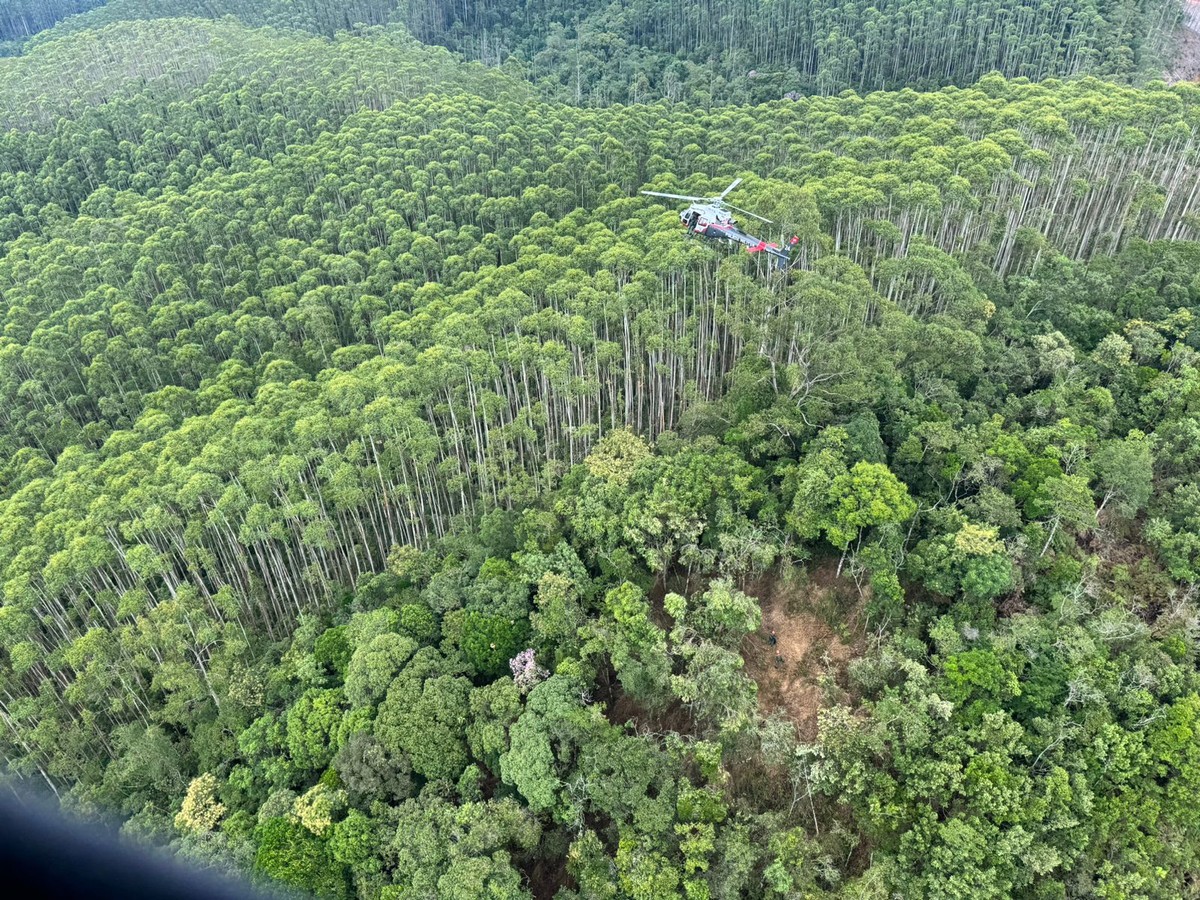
left=509, top=648, right=548, bottom=694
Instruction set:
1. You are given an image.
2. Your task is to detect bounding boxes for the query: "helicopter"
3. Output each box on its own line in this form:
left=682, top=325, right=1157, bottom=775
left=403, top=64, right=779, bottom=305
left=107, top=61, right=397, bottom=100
left=641, top=177, right=796, bottom=269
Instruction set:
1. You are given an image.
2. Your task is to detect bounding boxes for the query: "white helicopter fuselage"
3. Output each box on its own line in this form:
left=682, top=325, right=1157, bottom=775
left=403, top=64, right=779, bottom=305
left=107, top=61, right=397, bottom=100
left=681, top=202, right=735, bottom=229
left=642, top=178, right=790, bottom=270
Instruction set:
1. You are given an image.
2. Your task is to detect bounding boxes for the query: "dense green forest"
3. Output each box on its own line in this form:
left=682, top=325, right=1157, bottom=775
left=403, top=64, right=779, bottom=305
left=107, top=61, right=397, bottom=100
left=0, top=0, right=102, bottom=53
left=24, top=0, right=1191, bottom=101
left=2, top=1, right=1200, bottom=899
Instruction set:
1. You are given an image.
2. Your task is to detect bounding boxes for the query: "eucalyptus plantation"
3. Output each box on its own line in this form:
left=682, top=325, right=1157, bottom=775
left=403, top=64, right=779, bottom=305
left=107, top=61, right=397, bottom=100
left=1, top=2, right=1199, bottom=898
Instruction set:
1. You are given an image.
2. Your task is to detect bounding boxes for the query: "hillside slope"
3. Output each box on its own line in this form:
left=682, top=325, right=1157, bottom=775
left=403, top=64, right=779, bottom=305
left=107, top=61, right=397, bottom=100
left=0, top=9, right=1199, bottom=900
left=0, top=17, right=526, bottom=243
left=26, top=0, right=1191, bottom=102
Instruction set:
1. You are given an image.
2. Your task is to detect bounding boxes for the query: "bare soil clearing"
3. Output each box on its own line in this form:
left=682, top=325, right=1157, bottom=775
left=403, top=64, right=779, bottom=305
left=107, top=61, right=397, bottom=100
left=1167, top=2, right=1200, bottom=83
left=598, top=564, right=868, bottom=743
left=741, top=562, right=867, bottom=741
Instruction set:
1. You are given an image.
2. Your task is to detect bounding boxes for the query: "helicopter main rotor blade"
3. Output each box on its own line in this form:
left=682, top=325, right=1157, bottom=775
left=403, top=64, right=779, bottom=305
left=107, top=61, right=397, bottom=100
left=717, top=177, right=743, bottom=200
left=641, top=190, right=708, bottom=201
left=725, top=203, right=774, bottom=224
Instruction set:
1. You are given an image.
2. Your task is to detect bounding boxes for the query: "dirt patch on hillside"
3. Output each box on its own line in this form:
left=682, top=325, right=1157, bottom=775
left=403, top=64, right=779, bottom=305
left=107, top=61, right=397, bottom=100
left=742, top=562, right=867, bottom=741
left=1167, top=3, right=1200, bottom=83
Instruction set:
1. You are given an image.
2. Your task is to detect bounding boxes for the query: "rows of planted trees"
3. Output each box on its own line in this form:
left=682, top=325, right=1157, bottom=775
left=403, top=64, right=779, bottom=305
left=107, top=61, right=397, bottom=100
left=0, top=19, right=526, bottom=235
left=3, top=37, right=1200, bottom=467
left=0, top=8, right=1199, bottom=900
left=0, top=0, right=101, bottom=50
left=516, top=0, right=1187, bottom=103
left=26, top=0, right=1189, bottom=102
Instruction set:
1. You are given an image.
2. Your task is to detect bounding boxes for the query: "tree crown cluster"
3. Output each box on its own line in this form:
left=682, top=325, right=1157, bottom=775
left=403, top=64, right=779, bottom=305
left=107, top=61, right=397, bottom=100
left=1, top=4, right=1199, bottom=900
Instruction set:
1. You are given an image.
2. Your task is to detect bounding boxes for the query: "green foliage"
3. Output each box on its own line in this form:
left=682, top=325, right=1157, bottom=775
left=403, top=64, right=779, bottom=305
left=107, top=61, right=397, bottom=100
left=616, top=832, right=682, bottom=899
left=529, top=569, right=587, bottom=660
left=603, top=582, right=671, bottom=702
left=0, top=1, right=102, bottom=43
left=254, top=816, right=348, bottom=897
left=785, top=433, right=851, bottom=541
left=2, top=6, right=1200, bottom=899
left=286, top=688, right=345, bottom=774
left=398, top=604, right=438, bottom=643
left=385, top=794, right=539, bottom=898
left=333, top=732, right=413, bottom=806
left=314, top=626, right=353, bottom=679
left=20, top=0, right=1183, bottom=106
left=374, top=650, right=472, bottom=781
left=1093, top=430, right=1155, bottom=518
left=328, top=808, right=382, bottom=873
left=940, top=648, right=1020, bottom=709
left=910, top=519, right=1015, bottom=603
left=824, top=462, right=917, bottom=551
left=666, top=580, right=761, bottom=648
left=293, top=782, right=347, bottom=836
left=583, top=429, right=652, bottom=486
left=670, top=643, right=758, bottom=734
left=1147, top=481, right=1200, bottom=581
left=762, top=826, right=829, bottom=897
left=500, top=673, right=605, bottom=820
left=454, top=610, right=529, bottom=680
left=344, top=633, right=418, bottom=708
left=466, top=677, right=522, bottom=773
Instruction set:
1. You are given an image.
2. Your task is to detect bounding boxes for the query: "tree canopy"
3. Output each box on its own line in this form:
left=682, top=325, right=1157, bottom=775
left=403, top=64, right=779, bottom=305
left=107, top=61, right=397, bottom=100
left=1, top=3, right=1200, bottom=899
